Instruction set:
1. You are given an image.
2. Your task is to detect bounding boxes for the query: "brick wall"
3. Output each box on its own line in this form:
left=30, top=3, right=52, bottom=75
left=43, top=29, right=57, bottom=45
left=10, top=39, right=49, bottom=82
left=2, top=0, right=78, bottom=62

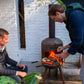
left=0, top=0, right=81, bottom=63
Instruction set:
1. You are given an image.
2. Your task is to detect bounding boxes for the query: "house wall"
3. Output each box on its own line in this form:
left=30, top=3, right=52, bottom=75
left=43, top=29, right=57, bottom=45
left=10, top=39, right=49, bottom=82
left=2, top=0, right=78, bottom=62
left=0, top=0, right=81, bottom=63
left=0, top=0, right=21, bottom=62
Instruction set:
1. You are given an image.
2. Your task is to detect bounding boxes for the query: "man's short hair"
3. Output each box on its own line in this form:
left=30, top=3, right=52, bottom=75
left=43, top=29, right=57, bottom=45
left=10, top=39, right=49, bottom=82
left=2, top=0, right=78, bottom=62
left=0, top=28, right=9, bottom=37
left=48, top=4, right=65, bottom=16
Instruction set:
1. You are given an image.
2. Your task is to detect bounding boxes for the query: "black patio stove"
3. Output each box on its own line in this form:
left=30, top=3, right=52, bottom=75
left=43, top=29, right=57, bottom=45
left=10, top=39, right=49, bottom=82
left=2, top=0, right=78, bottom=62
left=41, top=5, right=65, bottom=84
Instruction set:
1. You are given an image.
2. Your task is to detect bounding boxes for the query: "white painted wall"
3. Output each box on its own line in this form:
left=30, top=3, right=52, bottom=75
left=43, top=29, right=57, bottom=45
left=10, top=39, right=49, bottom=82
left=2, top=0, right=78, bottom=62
left=0, top=0, right=81, bottom=62
left=0, top=0, right=21, bottom=62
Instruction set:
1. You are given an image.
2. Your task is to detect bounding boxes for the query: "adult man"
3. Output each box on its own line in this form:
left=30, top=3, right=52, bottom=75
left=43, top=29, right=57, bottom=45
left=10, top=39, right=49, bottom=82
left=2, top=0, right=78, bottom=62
left=0, top=28, right=28, bottom=83
left=48, top=3, right=84, bottom=84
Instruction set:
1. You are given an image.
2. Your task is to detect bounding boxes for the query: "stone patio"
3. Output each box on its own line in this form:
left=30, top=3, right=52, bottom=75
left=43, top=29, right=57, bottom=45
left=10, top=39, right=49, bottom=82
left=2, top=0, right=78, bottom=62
left=21, top=61, right=82, bottom=84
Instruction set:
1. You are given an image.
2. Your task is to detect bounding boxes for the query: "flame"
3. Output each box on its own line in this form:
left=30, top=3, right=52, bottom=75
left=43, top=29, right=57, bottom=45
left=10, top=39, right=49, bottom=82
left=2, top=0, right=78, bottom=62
left=48, top=51, right=63, bottom=65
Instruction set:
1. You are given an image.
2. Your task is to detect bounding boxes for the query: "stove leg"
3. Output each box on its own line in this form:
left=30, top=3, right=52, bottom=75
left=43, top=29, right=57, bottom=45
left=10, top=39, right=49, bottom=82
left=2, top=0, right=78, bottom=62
left=56, top=68, right=58, bottom=80
left=43, top=68, right=47, bottom=84
left=59, top=67, right=65, bottom=84
left=49, top=69, right=51, bottom=78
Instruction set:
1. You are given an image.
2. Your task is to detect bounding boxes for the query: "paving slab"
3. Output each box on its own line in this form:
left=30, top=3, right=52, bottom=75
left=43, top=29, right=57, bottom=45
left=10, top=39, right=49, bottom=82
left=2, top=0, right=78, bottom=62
left=21, top=61, right=82, bottom=84
left=40, top=80, right=82, bottom=84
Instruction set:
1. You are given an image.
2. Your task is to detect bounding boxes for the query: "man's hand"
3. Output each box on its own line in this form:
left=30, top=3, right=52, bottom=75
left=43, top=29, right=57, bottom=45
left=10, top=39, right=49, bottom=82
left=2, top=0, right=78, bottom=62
left=17, top=71, right=27, bottom=77
left=17, top=64, right=25, bottom=70
left=56, top=51, right=70, bottom=59
left=57, top=46, right=64, bottom=52
left=57, top=44, right=70, bottom=53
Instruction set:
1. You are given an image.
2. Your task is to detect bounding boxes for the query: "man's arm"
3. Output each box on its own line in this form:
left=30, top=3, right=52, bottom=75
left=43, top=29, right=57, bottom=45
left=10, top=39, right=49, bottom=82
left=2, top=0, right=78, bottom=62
left=5, top=49, right=26, bottom=70
left=0, top=64, right=16, bottom=76
left=67, top=10, right=84, bottom=54
left=4, top=49, right=27, bottom=77
left=5, top=49, right=17, bottom=66
left=57, top=10, right=84, bottom=59
left=0, top=64, right=27, bottom=77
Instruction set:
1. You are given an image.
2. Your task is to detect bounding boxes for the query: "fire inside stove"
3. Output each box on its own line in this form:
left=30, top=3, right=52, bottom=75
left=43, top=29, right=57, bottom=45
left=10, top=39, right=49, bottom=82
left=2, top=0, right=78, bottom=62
left=42, top=51, right=63, bottom=66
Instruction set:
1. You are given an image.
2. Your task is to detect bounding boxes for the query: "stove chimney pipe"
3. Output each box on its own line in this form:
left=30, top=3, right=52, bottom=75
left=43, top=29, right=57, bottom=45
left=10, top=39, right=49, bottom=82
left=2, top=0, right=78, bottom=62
left=49, top=5, right=55, bottom=38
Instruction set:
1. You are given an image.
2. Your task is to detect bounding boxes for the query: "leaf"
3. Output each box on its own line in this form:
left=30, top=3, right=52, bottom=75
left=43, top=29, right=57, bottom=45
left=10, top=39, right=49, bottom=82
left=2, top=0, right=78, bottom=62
left=28, top=77, right=38, bottom=84
left=0, top=76, right=18, bottom=84
left=56, top=0, right=66, bottom=9
left=21, top=72, right=41, bottom=82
